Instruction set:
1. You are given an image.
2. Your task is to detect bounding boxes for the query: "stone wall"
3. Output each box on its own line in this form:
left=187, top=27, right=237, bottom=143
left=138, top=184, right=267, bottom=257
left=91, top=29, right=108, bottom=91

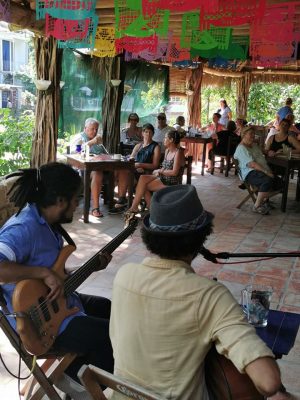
left=0, top=177, right=18, bottom=227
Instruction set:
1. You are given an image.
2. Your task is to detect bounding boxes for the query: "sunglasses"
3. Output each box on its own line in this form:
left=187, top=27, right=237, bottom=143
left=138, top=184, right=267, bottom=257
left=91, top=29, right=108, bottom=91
left=157, top=116, right=166, bottom=120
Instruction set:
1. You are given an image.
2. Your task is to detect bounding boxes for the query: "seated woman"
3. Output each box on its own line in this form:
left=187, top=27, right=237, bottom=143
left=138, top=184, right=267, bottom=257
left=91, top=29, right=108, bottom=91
left=125, top=130, right=185, bottom=215
left=265, top=118, right=300, bottom=157
left=109, top=123, right=161, bottom=214
left=234, top=126, right=282, bottom=215
left=120, top=113, right=143, bottom=144
left=207, top=121, right=240, bottom=172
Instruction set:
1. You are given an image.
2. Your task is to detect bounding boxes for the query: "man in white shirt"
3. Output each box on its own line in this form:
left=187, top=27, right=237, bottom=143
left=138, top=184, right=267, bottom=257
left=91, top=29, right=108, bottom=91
left=153, top=112, right=172, bottom=150
left=110, top=185, right=285, bottom=400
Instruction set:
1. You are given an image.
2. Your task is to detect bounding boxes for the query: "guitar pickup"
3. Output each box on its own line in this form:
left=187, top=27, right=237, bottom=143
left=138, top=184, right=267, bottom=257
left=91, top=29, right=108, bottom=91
left=38, top=296, right=51, bottom=322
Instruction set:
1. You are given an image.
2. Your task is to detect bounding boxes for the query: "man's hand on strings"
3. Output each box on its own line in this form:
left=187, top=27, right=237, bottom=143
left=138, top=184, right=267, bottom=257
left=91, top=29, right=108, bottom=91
left=43, top=269, right=64, bottom=302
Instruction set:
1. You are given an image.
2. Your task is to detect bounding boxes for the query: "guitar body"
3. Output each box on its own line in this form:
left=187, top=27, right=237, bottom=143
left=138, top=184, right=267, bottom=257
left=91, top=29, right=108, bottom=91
left=12, top=245, right=78, bottom=356
left=12, top=217, right=138, bottom=356
left=205, top=346, right=264, bottom=400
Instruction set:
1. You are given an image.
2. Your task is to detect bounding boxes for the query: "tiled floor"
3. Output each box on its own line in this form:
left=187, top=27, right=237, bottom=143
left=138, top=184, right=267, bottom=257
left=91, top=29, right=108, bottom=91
left=1, top=164, right=300, bottom=399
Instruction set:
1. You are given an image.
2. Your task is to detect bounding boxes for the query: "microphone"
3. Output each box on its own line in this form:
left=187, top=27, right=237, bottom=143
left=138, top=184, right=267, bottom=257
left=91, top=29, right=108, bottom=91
left=200, top=247, right=300, bottom=262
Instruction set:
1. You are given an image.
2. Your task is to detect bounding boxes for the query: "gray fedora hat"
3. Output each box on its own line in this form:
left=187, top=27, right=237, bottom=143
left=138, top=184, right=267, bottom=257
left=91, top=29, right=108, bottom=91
left=143, top=185, right=213, bottom=236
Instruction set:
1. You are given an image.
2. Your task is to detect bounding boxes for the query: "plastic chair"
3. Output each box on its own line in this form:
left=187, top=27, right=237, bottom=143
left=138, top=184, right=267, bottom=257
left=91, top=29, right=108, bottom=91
left=78, top=364, right=163, bottom=400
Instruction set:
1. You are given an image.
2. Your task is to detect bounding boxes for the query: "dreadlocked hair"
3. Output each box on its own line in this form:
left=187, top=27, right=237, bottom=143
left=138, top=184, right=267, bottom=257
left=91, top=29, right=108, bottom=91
left=7, top=162, right=82, bottom=215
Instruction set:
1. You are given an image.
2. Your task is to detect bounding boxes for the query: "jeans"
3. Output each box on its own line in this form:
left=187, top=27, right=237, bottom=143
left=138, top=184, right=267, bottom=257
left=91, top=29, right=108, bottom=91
left=53, top=293, right=114, bottom=382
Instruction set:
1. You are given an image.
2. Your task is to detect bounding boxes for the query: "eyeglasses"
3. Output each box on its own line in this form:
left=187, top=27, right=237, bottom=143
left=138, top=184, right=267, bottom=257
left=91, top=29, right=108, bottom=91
left=129, top=118, right=138, bottom=122
left=157, top=116, right=166, bottom=120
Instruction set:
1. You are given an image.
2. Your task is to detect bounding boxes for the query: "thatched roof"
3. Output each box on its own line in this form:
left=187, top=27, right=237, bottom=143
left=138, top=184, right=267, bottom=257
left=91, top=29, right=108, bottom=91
left=9, top=0, right=300, bottom=85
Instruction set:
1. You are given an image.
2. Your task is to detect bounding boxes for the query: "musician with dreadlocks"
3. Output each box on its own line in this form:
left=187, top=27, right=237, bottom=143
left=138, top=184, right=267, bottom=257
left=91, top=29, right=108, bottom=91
left=0, top=162, right=113, bottom=400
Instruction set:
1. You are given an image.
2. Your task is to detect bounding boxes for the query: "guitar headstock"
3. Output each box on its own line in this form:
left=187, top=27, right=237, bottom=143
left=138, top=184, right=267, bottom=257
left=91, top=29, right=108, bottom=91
left=124, top=211, right=140, bottom=229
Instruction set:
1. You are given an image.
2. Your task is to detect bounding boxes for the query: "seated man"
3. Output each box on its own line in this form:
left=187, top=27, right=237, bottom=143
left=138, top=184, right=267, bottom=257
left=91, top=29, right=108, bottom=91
left=0, top=162, right=113, bottom=400
left=71, top=118, right=107, bottom=218
left=153, top=112, right=172, bottom=151
left=173, top=115, right=186, bottom=137
left=110, top=185, right=284, bottom=400
left=109, top=123, right=161, bottom=215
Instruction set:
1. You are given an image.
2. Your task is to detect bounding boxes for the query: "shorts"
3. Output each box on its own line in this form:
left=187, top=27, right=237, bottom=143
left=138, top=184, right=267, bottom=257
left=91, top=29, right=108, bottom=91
left=245, top=170, right=282, bottom=192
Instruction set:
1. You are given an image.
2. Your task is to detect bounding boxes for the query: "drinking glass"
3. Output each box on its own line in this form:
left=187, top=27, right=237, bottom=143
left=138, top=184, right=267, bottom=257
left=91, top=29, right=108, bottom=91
left=241, top=284, right=273, bottom=327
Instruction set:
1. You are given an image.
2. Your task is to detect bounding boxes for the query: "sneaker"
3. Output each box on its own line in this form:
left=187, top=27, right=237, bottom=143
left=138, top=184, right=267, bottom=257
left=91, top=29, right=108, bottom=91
left=108, top=205, right=126, bottom=215
left=55, top=373, right=92, bottom=400
left=252, top=205, right=270, bottom=215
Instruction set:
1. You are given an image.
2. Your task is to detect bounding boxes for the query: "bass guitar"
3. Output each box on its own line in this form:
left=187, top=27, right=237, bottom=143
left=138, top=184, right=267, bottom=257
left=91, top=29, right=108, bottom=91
left=205, top=346, right=264, bottom=399
left=12, top=218, right=138, bottom=356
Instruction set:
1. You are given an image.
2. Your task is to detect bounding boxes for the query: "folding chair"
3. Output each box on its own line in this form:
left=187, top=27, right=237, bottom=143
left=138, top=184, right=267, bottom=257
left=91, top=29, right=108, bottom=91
left=234, top=158, right=258, bottom=209
left=78, top=364, right=163, bottom=400
left=234, top=159, right=282, bottom=210
left=0, top=296, right=76, bottom=400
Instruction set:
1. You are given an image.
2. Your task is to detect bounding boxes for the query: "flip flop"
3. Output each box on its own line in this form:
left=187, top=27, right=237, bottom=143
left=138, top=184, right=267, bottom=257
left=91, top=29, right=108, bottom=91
left=91, top=208, right=104, bottom=218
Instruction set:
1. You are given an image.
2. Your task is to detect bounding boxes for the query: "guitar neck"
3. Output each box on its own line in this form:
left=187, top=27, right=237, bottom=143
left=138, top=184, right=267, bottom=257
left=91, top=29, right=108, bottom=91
left=64, top=220, right=138, bottom=296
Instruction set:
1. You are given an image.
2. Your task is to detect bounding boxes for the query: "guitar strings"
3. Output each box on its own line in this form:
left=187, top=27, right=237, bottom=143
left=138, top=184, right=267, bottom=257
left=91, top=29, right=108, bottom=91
left=26, top=224, right=137, bottom=319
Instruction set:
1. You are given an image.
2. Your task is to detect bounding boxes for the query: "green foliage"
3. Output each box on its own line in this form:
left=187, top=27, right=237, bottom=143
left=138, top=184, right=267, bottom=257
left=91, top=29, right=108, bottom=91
left=0, top=109, right=35, bottom=176
left=248, top=83, right=300, bottom=124
left=201, top=84, right=236, bottom=126
left=141, top=81, right=165, bottom=111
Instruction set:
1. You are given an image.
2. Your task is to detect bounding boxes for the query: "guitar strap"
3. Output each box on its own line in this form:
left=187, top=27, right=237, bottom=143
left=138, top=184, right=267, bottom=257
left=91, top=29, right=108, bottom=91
left=0, top=225, right=75, bottom=306
left=55, top=224, right=76, bottom=247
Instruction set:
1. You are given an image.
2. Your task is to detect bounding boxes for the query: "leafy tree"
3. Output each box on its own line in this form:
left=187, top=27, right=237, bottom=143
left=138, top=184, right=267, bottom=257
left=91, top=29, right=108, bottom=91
left=0, top=109, right=34, bottom=176
left=141, top=81, right=166, bottom=112
left=248, top=83, right=300, bottom=124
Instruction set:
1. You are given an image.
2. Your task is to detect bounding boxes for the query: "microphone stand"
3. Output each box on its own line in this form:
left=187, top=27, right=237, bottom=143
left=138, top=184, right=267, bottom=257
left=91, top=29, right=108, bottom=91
left=201, top=247, right=300, bottom=264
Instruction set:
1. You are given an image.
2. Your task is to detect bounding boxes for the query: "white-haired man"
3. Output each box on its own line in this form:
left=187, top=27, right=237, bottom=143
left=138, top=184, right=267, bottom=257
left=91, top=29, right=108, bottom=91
left=71, top=118, right=107, bottom=218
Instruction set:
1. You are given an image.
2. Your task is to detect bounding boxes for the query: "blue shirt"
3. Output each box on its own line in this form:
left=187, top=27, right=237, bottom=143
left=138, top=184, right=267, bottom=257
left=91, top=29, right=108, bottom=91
left=0, top=204, right=85, bottom=333
left=234, top=143, right=271, bottom=181
left=277, top=105, right=293, bottom=121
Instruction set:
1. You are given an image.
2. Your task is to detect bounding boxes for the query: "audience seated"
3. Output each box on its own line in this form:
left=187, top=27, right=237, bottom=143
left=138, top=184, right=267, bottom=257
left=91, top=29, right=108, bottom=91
left=234, top=126, right=282, bottom=215
left=120, top=113, right=143, bottom=144
left=207, top=121, right=240, bottom=172
left=70, top=118, right=106, bottom=218
left=265, top=118, right=300, bottom=157
left=153, top=112, right=172, bottom=150
left=173, top=116, right=186, bottom=137
left=125, top=130, right=185, bottom=215
left=109, top=124, right=161, bottom=214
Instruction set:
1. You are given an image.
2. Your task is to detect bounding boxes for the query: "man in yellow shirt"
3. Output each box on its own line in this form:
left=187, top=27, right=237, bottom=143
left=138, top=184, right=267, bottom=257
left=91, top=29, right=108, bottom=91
left=110, top=185, right=285, bottom=400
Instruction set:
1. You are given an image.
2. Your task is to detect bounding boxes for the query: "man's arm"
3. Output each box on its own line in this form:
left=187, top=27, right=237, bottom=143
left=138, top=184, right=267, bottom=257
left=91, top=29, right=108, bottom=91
left=245, top=357, right=281, bottom=397
left=0, top=260, right=63, bottom=301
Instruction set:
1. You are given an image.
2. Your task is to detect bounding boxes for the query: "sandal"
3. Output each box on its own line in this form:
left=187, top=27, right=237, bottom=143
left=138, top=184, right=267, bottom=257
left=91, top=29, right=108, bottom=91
left=91, top=208, right=104, bottom=218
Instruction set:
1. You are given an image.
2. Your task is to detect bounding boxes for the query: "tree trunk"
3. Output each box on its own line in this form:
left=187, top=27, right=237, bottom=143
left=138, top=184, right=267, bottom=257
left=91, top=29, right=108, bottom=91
left=31, top=37, right=62, bottom=168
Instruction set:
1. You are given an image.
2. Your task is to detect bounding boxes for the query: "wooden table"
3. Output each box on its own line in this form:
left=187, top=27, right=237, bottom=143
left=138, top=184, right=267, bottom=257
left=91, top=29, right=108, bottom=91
left=66, top=154, right=135, bottom=223
left=181, top=137, right=213, bottom=175
left=266, top=155, right=300, bottom=212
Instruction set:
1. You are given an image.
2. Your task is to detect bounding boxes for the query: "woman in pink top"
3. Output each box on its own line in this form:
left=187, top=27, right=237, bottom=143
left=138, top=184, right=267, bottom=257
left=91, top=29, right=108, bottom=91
left=203, top=113, right=225, bottom=172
